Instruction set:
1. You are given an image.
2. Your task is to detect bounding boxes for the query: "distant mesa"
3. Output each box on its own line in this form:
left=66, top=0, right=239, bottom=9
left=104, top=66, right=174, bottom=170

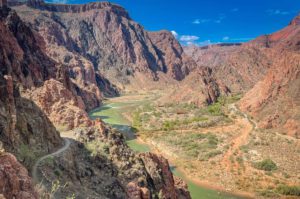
left=8, top=0, right=130, bottom=16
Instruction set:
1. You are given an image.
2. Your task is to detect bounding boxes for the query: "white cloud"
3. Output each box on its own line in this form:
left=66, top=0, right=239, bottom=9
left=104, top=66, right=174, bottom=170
left=223, top=36, right=230, bottom=41
left=179, top=35, right=200, bottom=42
left=192, top=14, right=225, bottom=25
left=171, top=32, right=212, bottom=46
left=192, top=19, right=211, bottom=24
left=267, top=9, right=290, bottom=15
left=171, top=30, right=178, bottom=38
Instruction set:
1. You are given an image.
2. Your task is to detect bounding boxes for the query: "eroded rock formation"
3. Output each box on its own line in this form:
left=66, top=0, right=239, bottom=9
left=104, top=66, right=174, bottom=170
left=36, top=123, right=191, bottom=198
left=0, top=153, right=38, bottom=199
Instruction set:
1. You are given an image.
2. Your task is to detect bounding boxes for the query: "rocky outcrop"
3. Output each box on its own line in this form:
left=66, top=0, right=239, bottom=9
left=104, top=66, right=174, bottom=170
left=0, top=6, right=56, bottom=88
left=140, top=152, right=191, bottom=199
left=148, top=30, right=194, bottom=80
left=0, top=153, right=38, bottom=199
left=23, top=79, right=92, bottom=130
left=35, top=123, right=191, bottom=198
left=0, top=73, right=62, bottom=164
left=0, top=6, right=97, bottom=128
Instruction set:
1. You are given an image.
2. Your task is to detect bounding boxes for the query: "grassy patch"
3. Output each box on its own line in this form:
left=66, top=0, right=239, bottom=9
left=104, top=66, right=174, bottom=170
left=276, top=185, right=300, bottom=196
left=207, top=102, right=223, bottom=116
left=254, top=159, right=277, bottom=171
left=155, top=132, right=221, bottom=160
left=85, top=140, right=110, bottom=157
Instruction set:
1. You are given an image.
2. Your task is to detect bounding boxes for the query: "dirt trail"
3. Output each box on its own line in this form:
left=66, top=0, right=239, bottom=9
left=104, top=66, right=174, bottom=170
left=32, top=138, right=71, bottom=183
left=221, top=104, right=257, bottom=171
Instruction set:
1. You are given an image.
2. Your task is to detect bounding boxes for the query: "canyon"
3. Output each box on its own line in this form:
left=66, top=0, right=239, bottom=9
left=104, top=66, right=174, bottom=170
left=0, top=0, right=299, bottom=198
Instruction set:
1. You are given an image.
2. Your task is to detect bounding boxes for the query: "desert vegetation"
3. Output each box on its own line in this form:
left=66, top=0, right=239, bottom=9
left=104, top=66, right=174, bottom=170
left=124, top=93, right=300, bottom=197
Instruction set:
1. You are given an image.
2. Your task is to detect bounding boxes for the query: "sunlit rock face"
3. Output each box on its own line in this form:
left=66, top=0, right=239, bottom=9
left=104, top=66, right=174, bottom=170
left=13, top=1, right=222, bottom=106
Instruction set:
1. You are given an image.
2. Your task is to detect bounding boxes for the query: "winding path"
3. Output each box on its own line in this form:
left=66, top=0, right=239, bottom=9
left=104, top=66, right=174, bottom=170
left=32, top=138, right=71, bottom=183
left=222, top=104, right=257, bottom=171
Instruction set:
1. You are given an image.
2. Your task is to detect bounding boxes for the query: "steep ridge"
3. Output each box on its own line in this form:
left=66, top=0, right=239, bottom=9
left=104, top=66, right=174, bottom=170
left=0, top=6, right=93, bottom=129
left=251, top=13, right=300, bottom=51
left=13, top=0, right=221, bottom=104
left=240, top=51, right=300, bottom=137
left=13, top=1, right=177, bottom=85
left=0, top=73, right=62, bottom=167
left=240, top=14, right=300, bottom=137
left=148, top=30, right=194, bottom=80
left=0, top=7, right=63, bottom=155
left=0, top=6, right=191, bottom=198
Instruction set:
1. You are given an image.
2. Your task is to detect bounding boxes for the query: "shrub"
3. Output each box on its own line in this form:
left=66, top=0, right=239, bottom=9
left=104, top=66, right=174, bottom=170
left=207, top=134, right=218, bottom=146
left=85, top=141, right=110, bottom=156
left=162, top=121, right=177, bottom=131
left=207, top=103, right=222, bottom=116
left=276, top=185, right=300, bottom=196
left=18, top=144, right=36, bottom=166
left=254, top=159, right=277, bottom=171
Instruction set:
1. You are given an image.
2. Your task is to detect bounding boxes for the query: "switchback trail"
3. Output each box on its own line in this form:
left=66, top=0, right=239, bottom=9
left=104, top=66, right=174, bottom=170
left=32, top=138, right=71, bottom=183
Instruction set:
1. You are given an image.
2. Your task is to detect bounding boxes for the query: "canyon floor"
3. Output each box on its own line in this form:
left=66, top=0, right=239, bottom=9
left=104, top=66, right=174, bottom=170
left=89, top=91, right=300, bottom=199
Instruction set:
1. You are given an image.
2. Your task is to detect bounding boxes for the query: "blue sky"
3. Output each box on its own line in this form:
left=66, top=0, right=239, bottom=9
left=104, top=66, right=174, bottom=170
left=47, top=0, right=300, bottom=46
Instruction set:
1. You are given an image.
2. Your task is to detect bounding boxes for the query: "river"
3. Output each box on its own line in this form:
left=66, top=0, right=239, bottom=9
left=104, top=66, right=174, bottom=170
left=89, top=96, right=246, bottom=199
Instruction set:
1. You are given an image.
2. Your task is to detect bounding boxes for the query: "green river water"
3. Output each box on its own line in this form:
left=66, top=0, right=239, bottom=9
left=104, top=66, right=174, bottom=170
left=89, top=98, right=246, bottom=199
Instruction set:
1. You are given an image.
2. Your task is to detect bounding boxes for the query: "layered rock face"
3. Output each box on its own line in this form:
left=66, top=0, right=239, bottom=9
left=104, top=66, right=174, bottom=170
left=184, top=43, right=272, bottom=94
left=13, top=1, right=220, bottom=105
left=240, top=51, right=300, bottom=137
left=148, top=30, right=194, bottom=80
left=240, top=14, right=300, bottom=137
left=0, top=73, right=62, bottom=160
left=14, top=1, right=188, bottom=83
left=0, top=6, right=94, bottom=129
left=0, top=153, right=38, bottom=199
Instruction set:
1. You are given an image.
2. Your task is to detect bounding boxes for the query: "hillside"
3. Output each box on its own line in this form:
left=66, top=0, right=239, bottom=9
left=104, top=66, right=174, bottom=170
left=0, top=6, right=191, bottom=198
left=240, top=13, right=300, bottom=137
